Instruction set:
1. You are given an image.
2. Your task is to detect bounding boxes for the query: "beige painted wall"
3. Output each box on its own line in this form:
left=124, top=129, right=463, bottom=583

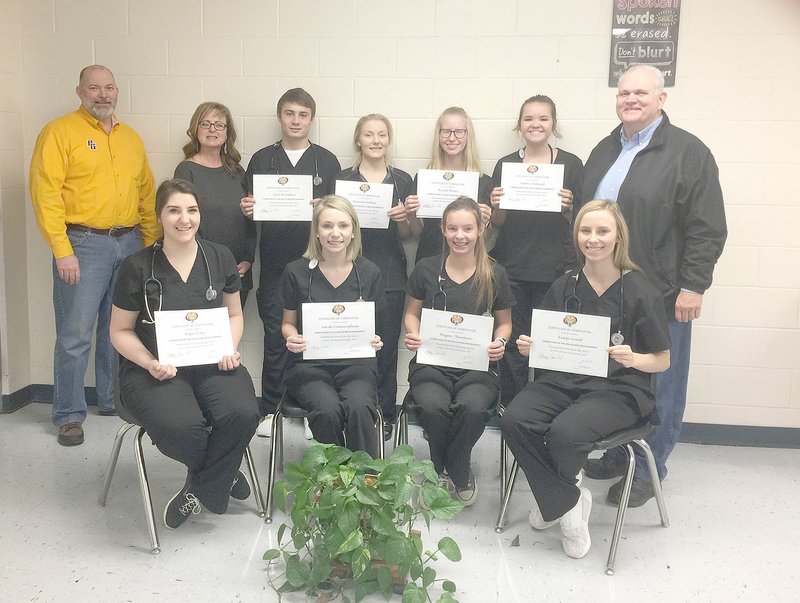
left=1, top=0, right=798, bottom=428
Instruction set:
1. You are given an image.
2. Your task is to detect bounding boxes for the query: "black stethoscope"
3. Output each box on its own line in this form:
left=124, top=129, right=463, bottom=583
left=270, top=141, right=322, bottom=186
left=432, top=257, right=493, bottom=319
left=142, top=239, right=217, bottom=324
left=564, top=269, right=626, bottom=346
left=306, top=259, right=363, bottom=303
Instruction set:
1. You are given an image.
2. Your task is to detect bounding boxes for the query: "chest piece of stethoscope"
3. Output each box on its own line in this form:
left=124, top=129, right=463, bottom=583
left=313, top=175, right=322, bottom=186
left=610, top=331, right=625, bottom=346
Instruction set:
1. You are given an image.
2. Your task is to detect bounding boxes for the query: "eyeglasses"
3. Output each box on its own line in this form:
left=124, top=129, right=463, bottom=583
left=199, top=121, right=227, bottom=131
left=439, top=128, right=467, bottom=139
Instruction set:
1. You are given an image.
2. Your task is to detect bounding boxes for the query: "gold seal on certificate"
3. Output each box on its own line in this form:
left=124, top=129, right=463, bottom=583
left=252, top=174, right=313, bottom=221
left=154, top=307, right=234, bottom=367
left=334, top=179, right=394, bottom=229
left=416, top=169, right=480, bottom=218
left=301, top=301, right=376, bottom=360
left=417, top=308, right=494, bottom=371
left=499, top=162, right=564, bottom=212
left=529, top=309, right=610, bottom=377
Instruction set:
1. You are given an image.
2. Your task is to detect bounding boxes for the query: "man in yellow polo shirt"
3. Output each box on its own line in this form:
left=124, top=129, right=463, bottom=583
left=30, top=64, right=159, bottom=446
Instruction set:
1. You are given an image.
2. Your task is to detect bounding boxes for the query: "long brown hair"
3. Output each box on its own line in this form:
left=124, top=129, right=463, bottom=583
left=573, top=200, right=640, bottom=272
left=441, top=196, right=495, bottom=311
left=182, top=102, right=242, bottom=177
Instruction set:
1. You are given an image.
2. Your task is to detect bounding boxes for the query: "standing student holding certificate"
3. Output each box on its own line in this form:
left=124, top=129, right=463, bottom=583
left=405, top=107, right=493, bottom=264
left=500, top=200, right=670, bottom=559
left=404, top=197, right=514, bottom=506
left=110, top=179, right=260, bottom=531
left=335, top=114, right=413, bottom=441
left=279, top=196, right=386, bottom=458
left=239, top=88, right=341, bottom=409
left=489, top=95, right=584, bottom=406
left=175, top=102, right=255, bottom=308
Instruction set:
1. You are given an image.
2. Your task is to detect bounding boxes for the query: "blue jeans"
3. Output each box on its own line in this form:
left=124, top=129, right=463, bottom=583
left=606, top=320, right=692, bottom=482
left=51, top=228, right=143, bottom=426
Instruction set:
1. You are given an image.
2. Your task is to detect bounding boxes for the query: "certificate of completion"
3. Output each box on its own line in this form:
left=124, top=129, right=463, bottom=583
left=416, top=169, right=479, bottom=218
left=529, top=309, right=610, bottom=378
left=302, top=301, right=376, bottom=360
left=417, top=308, right=494, bottom=372
left=499, top=162, right=564, bottom=212
left=154, top=307, right=234, bottom=367
left=252, top=174, right=313, bottom=221
left=334, top=180, right=394, bottom=229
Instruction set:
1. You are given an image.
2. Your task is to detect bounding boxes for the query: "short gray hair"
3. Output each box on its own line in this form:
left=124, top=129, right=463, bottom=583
left=621, top=64, right=664, bottom=92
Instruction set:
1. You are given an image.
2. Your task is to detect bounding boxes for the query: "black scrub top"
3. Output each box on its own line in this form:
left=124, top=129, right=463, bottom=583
left=113, top=239, right=241, bottom=372
left=406, top=256, right=515, bottom=317
left=245, top=142, right=341, bottom=275
left=412, top=172, right=493, bottom=264
left=335, top=166, right=413, bottom=292
left=279, top=255, right=387, bottom=369
left=536, top=269, right=670, bottom=416
left=490, top=148, right=584, bottom=283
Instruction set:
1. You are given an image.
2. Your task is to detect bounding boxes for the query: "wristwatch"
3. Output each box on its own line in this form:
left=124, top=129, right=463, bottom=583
left=496, top=337, right=507, bottom=348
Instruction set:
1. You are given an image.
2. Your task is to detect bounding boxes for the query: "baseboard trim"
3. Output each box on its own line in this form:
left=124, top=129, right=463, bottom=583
left=678, top=422, right=800, bottom=449
left=1, top=384, right=98, bottom=414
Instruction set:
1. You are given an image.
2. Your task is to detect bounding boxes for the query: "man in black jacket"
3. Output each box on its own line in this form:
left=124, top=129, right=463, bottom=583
left=580, top=64, right=727, bottom=506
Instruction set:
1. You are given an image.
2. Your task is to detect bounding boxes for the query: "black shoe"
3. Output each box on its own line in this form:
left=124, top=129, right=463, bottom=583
left=583, top=455, right=626, bottom=480
left=383, top=422, right=394, bottom=442
left=230, top=470, right=251, bottom=500
left=606, top=476, right=656, bottom=508
left=97, top=407, right=118, bottom=417
left=164, top=482, right=201, bottom=529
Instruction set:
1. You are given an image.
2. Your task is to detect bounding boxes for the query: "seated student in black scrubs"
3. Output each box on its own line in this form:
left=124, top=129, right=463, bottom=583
left=404, top=197, right=514, bottom=506
left=239, top=88, right=341, bottom=410
left=501, top=200, right=670, bottom=559
left=279, top=195, right=386, bottom=458
left=403, top=107, right=493, bottom=264
left=110, top=178, right=260, bottom=530
left=335, top=114, right=413, bottom=441
left=489, top=95, right=584, bottom=406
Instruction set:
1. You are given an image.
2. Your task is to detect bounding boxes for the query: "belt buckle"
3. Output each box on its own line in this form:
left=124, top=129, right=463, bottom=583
left=108, top=226, right=128, bottom=237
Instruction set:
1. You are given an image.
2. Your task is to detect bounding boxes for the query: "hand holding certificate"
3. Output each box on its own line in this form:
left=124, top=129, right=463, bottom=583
left=155, top=307, right=234, bottom=368
left=416, top=169, right=479, bottom=218
left=528, top=309, right=610, bottom=377
left=301, top=301, right=376, bottom=360
left=252, top=174, right=313, bottom=221
left=416, top=308, right=494, bottom=371
left=334, top=180, right=393, bottom=229
left=499, top=162, right=564, bottom=212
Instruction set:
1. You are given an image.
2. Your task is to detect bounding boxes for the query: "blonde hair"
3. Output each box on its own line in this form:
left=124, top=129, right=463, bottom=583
left=440, top=196, right=495, bottom=311
left=352, top=113, right=393, bottom=169
left=305, top=195, right=363, bottom=263
left=573, top=200, right=639, bottom=272
left=182, top=102, right=242, bottom=177
left=428, top=107, right=481, bottom=172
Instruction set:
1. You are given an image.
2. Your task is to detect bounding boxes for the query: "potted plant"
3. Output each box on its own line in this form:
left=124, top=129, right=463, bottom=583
left=264, top=443, right=464, bottom=602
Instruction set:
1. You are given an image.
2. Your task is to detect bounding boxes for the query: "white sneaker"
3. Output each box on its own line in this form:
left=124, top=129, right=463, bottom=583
left=560, top=487, right=592, bottom=559
left=453, top=470, right=478, bottom=507
left=575, top=470, right=583, bottom=487
left=256, top=414, right=274, bottom=438
left=528, top=497, right=558, bottom=530
left=303, top=417, right=313, bottom=440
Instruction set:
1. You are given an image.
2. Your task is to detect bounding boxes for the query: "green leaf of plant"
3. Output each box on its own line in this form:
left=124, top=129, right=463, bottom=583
left=336, top=502, right=360, bottom=537
left=442, top=580, right=457, bottom=593
left=355, top=484, right=383, bottom=506
left=428, top=494, right=464, bottom=521
left=300, top=443, right=330, bottom=470
left=317, top=465, right=340, bottom=485
left=369, top=507, right=398, bottom=536
left=348, top=450, right=374, bottom=469
left=437, top=537, right=462, bottom=562
left=422, top=566, right=436, bottom=588
left=326, top=445, right=354, bottom=467
left=383, top=533, right=411, bottom=566
left=393, top=480, right=415, bottom=508
left=276, top=523, right=286, bottom=545
left=276, top=580, right=300, bottom=594
left=285, top=554, right=311, bottom=588
left=355, top=578, right=378, bottom=603
left=309, top=557, right=332, bottom=589
left=409, top=559, right=422, bottom=581
left=335, top=528, right=364, bottom=556
left=388, top=445, right=414, bottom=465
left=352, top=547, right=371, bottom=580
left=273, top=480, right=290, bottom=513
left=376, top=565, right=393, bottom=595
left=263, top=548, right=280, bottom=561
left=402, top=583, right=427, bottom=603
left=338, top=465, right=356, bottom=487
left=284, top=461, right=311, bottom=485
left=437, top=593, right=459, bottom=603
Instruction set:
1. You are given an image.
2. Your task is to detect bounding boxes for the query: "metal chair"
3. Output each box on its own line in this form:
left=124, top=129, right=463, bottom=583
left=495, top=419, right=669, bottom=574
left=97, top=403, right=265, bottom=554
left=264, top=392, right=385, bottom=523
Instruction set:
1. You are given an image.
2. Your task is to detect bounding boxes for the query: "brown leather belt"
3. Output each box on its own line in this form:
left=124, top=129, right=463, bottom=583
left=66, top=224, right=138, bottom=237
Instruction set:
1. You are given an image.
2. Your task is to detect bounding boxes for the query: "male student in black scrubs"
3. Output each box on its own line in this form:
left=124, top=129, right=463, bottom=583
left=240, top=88, right=341, bottom=408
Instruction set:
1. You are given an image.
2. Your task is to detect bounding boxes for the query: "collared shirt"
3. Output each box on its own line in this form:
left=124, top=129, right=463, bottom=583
left=593, top=115, right=663, bottom=202
left=29, top=105, right=159, bottom=258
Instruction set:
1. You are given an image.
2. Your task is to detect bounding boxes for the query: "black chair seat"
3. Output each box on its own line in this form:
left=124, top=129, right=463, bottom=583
left=592, top=420, right=653, bottom=451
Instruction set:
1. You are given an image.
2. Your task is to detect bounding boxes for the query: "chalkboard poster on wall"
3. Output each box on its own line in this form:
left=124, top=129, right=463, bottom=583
left=609, top=0, right=682, bottom=87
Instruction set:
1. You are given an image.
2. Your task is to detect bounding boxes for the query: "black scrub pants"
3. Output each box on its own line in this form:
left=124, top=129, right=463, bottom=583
left=285, top=362, right=380, bottom=458
left=498, top=279, right=551, bottom=405
left=376, top=290, right=404, bottom=423
left=120, top=364, right=260, bottom=514
left=500, top=381, right=640, bottom=522
left=409, top=364, right=498, bottom=488
left=257, top=269, right=287, bottom=409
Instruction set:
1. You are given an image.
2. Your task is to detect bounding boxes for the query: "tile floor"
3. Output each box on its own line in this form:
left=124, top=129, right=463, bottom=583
left=1, top=402, right=798, bottom=602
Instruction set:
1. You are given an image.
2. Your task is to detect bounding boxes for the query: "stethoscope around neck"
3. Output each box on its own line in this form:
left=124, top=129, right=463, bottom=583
left=433, top=256, right=493, bottom=319
left=271, top=141, right=322, bottom=186
left=142, top=239, right=217, bottom=324
left=306, top=258, right=363, bottom=302
left=564, top=269, right=626, bottom=346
